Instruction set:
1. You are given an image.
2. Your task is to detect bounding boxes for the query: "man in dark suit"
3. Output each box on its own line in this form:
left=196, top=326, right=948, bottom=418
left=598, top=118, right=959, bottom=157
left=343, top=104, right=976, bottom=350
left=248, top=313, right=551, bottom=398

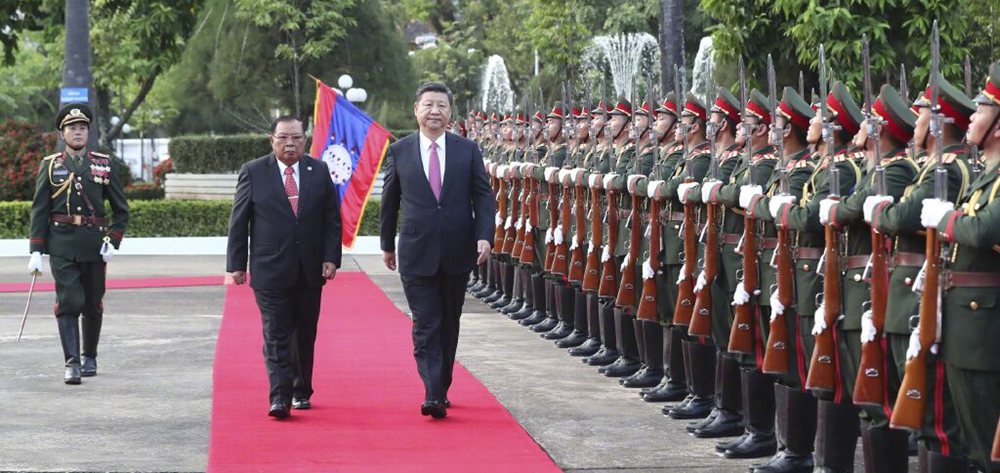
left=381, top=82, right=494, bottom=419
left=226, top=116, right=342, bottom=419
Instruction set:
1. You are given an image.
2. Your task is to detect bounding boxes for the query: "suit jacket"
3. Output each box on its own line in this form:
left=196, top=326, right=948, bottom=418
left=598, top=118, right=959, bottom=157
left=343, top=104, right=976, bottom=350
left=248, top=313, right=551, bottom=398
left=380, top=132, right=494, bottom=276
left=227, top=153, right=342, bottom=290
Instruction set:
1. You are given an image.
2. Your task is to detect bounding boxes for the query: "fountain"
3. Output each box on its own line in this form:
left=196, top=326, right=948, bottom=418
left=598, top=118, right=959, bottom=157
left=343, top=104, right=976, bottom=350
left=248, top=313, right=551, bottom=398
left=480, top=55, right=514, bottom=113
left=583, top=33, right=660, bottom=100
left=690, top=36, right=715, bottom=104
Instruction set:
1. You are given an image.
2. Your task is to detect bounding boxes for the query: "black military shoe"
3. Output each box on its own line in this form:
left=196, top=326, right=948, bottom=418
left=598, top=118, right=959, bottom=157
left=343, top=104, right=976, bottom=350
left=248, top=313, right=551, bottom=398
left=500, top=299, right=523, bottom=314
left=488, top=295, right=511, bottom=309
left=602, top=357, right=641, bottom=377
left=642, top=381, right=688, bottom=402
left=530, top=317, right=559, bottom=333
left=567, top=338, right=601, bottom=356
left=693, top=409, right=744, bottom=438
left=554, top=330, right=587, bottom=348
left=748, top=450, right=811, bottom=472
left=662, top=394, right=694, bottom=415
left=621, top=367, right=663, bottom=388
left=667, top=395, right=713, bottom=419
left=64, top=364, right=82, bottom=385
left=685, top=408, right=719, bottom=433
left=81, top=356, right=97, bottom=377
left=541, top=322, right=573, bottom=340
left=583, top=347, right=619, bottom=366
left=715, top=431, right=750, bottom=453
left=725, top=431, right=777, bottom=459
left=508, top=305, right=534, bottom=320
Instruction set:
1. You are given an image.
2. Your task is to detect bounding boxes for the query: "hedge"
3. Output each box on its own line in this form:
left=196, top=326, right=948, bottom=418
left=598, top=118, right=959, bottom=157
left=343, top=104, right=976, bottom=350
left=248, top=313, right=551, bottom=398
left=168, top=130, right=416, bottom=174
left=0, top=198, right=384, bottom=239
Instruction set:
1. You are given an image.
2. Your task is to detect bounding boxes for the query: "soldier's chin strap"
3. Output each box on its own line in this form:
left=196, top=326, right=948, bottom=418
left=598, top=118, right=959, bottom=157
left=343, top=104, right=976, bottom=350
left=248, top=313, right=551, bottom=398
left=612, top=117, right=632, bottom=141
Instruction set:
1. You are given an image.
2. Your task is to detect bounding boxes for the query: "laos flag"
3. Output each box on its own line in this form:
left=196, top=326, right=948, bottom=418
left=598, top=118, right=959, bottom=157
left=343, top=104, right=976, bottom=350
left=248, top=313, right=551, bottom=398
left=310, top=79, right=391, bottom=248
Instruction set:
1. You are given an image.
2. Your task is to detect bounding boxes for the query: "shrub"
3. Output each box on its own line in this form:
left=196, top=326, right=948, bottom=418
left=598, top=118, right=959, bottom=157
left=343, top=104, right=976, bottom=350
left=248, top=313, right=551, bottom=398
left=0, top=120, right=57, bottom=201
left=152, top=158, right=173, bottom=187
left=124, top=183, right=166, bottom=200
left=168, top=134, right=270, bottom=173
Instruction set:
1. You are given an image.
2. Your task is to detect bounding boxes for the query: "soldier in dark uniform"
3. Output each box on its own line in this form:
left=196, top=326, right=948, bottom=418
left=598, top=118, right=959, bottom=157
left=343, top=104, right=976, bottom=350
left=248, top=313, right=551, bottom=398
left=28, top=103, right=129, bottom=384
left=916, top=64, right=1000, bottom=473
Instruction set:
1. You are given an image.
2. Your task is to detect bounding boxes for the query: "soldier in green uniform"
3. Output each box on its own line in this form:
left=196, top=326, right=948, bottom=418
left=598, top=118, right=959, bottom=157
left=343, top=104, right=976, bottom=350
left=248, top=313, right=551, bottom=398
left=920, top=61, right=1000, bottom=473
left=875, top=75, right=979, bottom=471
left=518, top=110, right=553, bottom=327
left=28, top=103, right=129, bottom=384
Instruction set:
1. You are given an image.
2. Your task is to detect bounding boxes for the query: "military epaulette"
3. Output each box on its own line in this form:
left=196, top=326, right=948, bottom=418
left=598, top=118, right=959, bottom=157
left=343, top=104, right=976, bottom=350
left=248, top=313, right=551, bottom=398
left=832, top=153, right=851, bottom=163
left=721, top=149, right=740, bottom=161
left=753, top=153, right=776, bottom=162
left=43, top=152, right=61, bottom=161
left=665, top=144, right=683, bottom=154
left=940, top=152, right=958, bottom=164
left=89, top=151, right=110, bottom=159
left=791, top=159, right=815, bottom=170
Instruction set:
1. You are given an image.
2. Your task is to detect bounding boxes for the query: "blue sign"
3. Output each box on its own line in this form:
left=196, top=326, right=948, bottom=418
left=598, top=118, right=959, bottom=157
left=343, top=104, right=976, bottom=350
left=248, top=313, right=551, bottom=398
left=60, top=87, right=89, bottom=103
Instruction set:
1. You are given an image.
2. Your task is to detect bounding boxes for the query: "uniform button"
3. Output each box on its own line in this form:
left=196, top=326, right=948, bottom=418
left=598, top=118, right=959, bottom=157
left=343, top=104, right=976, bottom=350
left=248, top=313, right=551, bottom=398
left=437, top=205, right=442, bottom=209
left=904, top=277, right=913, bottom=286
left=853, top=274, right=862, bottom=282
left=802, top=264, right=811, bottom=272
left=974, top=203, right=981, bottom=211
left=76, top=176, right=81, bottom=181
left=673, top=225, right=680, bottom=229
left=970, top=301, right=979, bottom=310
left=76, top=206, right=82, bottom=211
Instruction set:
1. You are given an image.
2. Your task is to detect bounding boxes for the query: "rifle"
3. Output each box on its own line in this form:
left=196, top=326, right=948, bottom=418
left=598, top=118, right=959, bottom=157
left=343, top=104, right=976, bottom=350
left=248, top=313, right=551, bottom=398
left=544, top=167, right=560, bottom=273
left=673, top=64, right=697, bottom=327
left=502, top=164, right=519, bottom=255
left=552, top=168, right=572, bottom=276
left=729, top=56, right=760, bottom=348
left=582, top=172, right=604, bottom=292
left=689, top=56, right=718, bottom=337
left=854, top=35, right=890, bottom=406
left=616, top=175, right=644, bottom=310
left=761, top=55, right=793, bottom=372
left=892, top=20, right=949, bottom=431
left=519, top=165, right=539, bottom=267
left=806, top=43, right=843, bottom=395
left=569, top=168, right=588, bottom=283
left=511, top=164, right=527, bottom=259
left=637, top=78, right=662, bottom=322
left=993, top=419, right=1000, bottom=462
left=965, top=54, right=982, bottom=181
left=598, top=174, right=622, bottom=299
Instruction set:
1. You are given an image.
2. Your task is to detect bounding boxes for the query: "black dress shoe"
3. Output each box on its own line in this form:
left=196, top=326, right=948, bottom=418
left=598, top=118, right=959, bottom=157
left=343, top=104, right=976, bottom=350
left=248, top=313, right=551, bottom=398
left=724, top=431, right=776, bottom=459
left=716, top=431, right=750, bottom=453
left=662, top=394, right=694, bottom=415
left=668, top=395, right=714, bottom=419
left=541, top=322, right=573, bottom=339
left=508, top=306, right=534, bottom=320
left=554, top=330, right=587, bottom=348
left=421, top=401, right=447, bottom=419
left=621, top=367, right=664, bottom=388
left=269, top=402, right=290, bottom=419
left=685, top=408, right=719, bottom=433
left=443, top=399, right=451, bottom=408
left=81, top=356, right=97, bottom=377
left=602, top=357, right=641, bottom=377
left=530, top=317, right=559, bottom=333
left=64, top=364, right=82, bottom=385
left=291, top=398, right=311, bottom=410
left=584, top=347, right=620, bottom=366
left=568, top=338, right=601, bottom=356
left=693, top=409, right=744, bottom=438
left=519, top=310, right=547, bottom=326
left=500, top=300, right=523, bottom=314
left=488, top=296, right=511, bottom=309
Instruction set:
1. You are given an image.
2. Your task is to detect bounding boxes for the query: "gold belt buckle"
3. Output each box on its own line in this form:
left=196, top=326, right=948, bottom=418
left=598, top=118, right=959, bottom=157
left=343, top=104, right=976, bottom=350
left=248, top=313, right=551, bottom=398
left=70, top=215, right=82, bottom=225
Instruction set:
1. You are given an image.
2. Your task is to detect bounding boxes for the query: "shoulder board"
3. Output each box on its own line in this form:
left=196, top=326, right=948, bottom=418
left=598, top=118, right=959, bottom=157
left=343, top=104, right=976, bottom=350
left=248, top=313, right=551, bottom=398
left=793, top=160, right=815, bottom=169
left=833, top=153, right=850, bottom=163
left=940, top=152, right=957, bottom=164
left=89, top=151, right=110, bottom=158
left=43, top=152, right=61, bottom=161
left=754, top=153, right=776, bottom=161
left=668, top=144, right=683, bottom=154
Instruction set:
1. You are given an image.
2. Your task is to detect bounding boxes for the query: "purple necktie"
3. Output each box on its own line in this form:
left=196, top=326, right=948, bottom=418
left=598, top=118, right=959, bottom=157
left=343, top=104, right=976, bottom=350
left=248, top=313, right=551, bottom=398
left=429, top=142, right=442, bottom=201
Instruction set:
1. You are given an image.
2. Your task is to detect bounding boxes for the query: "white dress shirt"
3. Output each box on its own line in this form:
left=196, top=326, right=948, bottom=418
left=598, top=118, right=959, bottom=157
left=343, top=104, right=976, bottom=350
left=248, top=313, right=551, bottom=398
left=418, top=132, right=446, bottom=184
left=276, top=158, right=300, bottom=189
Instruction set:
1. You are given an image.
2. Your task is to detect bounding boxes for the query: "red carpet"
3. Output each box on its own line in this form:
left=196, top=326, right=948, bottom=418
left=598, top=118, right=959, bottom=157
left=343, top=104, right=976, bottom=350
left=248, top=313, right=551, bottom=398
left=207, top=272, right=561, bottom=473
left=0, top=275, right=223, bottom=293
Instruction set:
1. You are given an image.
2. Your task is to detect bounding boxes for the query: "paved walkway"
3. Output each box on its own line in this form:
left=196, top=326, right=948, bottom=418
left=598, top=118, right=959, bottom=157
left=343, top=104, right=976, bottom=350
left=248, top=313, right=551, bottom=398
left=0, top=255, right=874, bottom=472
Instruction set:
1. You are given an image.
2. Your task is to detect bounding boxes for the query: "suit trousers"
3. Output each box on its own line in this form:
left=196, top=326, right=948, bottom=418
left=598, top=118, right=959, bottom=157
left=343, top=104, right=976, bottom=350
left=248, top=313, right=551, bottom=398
left=401, top=270, right=469, bottom=402
left=253, top=274, right=322, bottom=404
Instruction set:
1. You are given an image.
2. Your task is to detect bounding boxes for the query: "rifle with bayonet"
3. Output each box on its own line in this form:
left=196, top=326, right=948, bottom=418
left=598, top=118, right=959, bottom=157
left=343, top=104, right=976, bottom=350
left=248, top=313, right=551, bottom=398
left=761, top=55, right=793, bottom=371
left=854, top=35, right=890, bottom=407
left=638, top=78, right=662, bottom=322
left=616, top=79, right=643, bottom=311
left=806, top=43, right=843, bottom=395
left=730, top=56, right=761, bottom=347
left=673, top=64, right=697, bottom=327
left=689, top=58, right=719, bottom=337
left=892, top=20, right=949, bottom=432
left=965, top=54, right=982, bottom=182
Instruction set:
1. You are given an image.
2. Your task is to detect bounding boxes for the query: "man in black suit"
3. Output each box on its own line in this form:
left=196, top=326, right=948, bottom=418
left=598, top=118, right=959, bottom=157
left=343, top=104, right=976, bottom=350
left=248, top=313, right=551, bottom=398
left=226, top=116, right=342, bottom=419
left=381, top=82, right=494, bottom=419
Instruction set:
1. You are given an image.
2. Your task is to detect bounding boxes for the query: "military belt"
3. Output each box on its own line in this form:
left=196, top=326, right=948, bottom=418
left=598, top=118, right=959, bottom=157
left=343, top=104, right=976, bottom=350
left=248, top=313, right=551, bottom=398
left=658, top=210, right=685, bottom=221
left=722, top=233, right=742, bottom=246
left=760, top=238, right=778, bottom=250
left=50, top=214, right=107, bottom=227
left=794, top=247, right=823, bottom=260
left=845, top=255, right=870, bottom=270
left=892, top=252, right=925, bottom=268
left=942, top=271, right=1000, bottom=290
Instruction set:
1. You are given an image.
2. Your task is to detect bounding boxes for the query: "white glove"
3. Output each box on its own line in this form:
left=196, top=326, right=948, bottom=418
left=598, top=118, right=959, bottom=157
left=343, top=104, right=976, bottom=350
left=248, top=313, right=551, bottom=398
left=694, top=271, right=707, bottom=292
left=676, top=263, right=687, bottom=284
left=769, top=195, right=796, bottom=220
left=504, top=215, right=513, bottom=229
left=818, top=198, right=837, bottom=225
left=863, top=195, right=893, bottom=223
left=100, top=241, right=115, bottom=263
left=514, top=218, right=522, bottom=230
left=28, top=251, right=44, bottom=274
left=588, top=241, right=595, bottom=254
left=495, top=211, right=503, bottom=227
left=770, top=291, right=784, bottom=319
left=920, top=198, right=954, bottom=229
left=601, top=244, right=611, bottom=263
left=732, top=281, right=750, bottom=306
left=677, top=182, right=699, bottom=204
left=525, top=220, right=534, bottom=233
left=702, top=180, right=723, bottom=203
left=912, top=260, right=927, bottom=293
left=553, top=225, right=564, bottom=245
left=642, top=258, right=655, bottom=279
left=570, top=238, right=579, bottom=251
left=545, top=228, right=554, bottom=244
left=906, top=327, right=921, bottom=360
left=860, top=309, right=877, bottom=343
left=812, top=303, right=827, bottom=335
left=739, top=185, right=763, bottom=209
left=620, top=254, right=630, bottom=271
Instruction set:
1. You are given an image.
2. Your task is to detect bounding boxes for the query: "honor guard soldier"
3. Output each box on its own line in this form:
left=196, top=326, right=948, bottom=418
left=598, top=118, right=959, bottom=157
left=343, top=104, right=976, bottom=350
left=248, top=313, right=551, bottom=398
left=919, top=61, right=1000, bottom=473
left=28, top=103, right=129, bottom=384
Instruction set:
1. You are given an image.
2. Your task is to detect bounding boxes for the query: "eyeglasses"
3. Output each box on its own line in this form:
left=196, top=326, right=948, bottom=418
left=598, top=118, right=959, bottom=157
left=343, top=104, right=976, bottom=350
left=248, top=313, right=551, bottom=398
left=273, top=134, right=305, bottom=142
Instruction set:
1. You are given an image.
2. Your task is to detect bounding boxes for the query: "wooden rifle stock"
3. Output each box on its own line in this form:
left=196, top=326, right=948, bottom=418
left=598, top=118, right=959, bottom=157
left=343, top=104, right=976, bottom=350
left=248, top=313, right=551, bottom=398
left=582, top=178, right=603, bottom=292
left=490, top=169, right=501, bottom=254
left=494, top=174, right=508, bottom=253
left=673, top=186, right=698, bottom=326
left=689, top=201, right=720, bottom=336
left=511, top=172, right=527, bottom=259
left=615, top=192, right=642, bottom=309
left=890, top=228, right=940, bottom=431
left=519, top=174, right=538, bottom=266
left=598, top=189, right=620, bottom=298
left=762, top=227, right=794, bottom=373
left=729, top=212, right=760, bottom=351
left=992, top=418, right=1000, bottom=462
left=854, top=228, right=888, bottom=406
left=568, top=175, right=587, bottom=283
left=552, top=176, right=573, bottom=276
left=637, top=196, right=662, bottom=320
left=806, top=218, right=842, bottom=394
left=544, top=180, right=558, bottom=272
left=502, top=173, right=519, bottom=255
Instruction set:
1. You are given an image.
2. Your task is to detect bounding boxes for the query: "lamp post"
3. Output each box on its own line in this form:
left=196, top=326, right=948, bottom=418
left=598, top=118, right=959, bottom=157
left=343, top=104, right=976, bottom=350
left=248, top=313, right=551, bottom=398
left=337, top=74, right=368, bottom=107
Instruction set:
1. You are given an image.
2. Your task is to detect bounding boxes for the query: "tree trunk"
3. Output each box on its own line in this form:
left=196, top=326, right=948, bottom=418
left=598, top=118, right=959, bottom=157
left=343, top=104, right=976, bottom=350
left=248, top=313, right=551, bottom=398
left=659, top=0, right=684, bottom=91
left=62, top=0, right=96, bottom=148
left=104, top=66, right=162, bottom=145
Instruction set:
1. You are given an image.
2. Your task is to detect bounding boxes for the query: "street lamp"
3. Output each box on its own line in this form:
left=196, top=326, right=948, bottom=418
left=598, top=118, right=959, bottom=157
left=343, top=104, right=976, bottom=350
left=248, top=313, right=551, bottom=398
left=337, top=73, right=367, bottom=106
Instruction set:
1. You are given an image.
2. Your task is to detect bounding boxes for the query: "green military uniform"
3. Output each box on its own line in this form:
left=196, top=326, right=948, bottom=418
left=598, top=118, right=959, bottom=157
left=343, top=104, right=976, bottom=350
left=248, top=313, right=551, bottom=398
left=29, top=103, right=129, bottom=384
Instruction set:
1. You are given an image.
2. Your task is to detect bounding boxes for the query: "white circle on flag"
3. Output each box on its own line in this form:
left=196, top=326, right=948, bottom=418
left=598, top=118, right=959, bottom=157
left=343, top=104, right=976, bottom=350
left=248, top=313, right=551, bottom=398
left=323, top=144, right=354, bottom=184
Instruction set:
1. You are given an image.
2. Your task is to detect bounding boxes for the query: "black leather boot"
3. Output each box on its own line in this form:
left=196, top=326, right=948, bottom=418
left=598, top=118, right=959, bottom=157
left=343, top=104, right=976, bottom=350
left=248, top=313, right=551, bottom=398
left=813, top=400, right=859, bottom=472
left=601, top=308, right=641, bottom=377
left=723, top=369, right=777, bottom=458
left=470, top=263, right=488, bottom=293
left=519, top=273, right=548, bottom=326
left=749, top=384, right=816, bottom=473
left=569, top=292, right=601, bottom=356
left=643, top=324, right=688, bottom=402
left=543, top=283, right=575, bottom=339
left=509, top=269, right=535, bottom=320
left=861, top=423, right=909, bottom=473
left=667, top=340, right=715, bottom=419
left=687, top=350, right=729, bottom=433
left=663, top=337, right=696, bottom=415
left=476, top=259, right=499, bottom=299
left=482, top=260, right=505, bottom=303
left=80, top=315, right=102, bottom=377
left=622, top=319, right=664, bottom=388
left=557, top=288, right=589, bottom=348
left=57, top=316, right=82, bottom=385
left=694, top=352, right=744, bottom=438
left=488, top=260, right=513, bottom=309
left=530, top=280, right=559, bottom=332
left=584, top=299, right=620, bottom=366
left=918, top=443, right=975, bottom=473
left=500, top=265, right=524, bottom=313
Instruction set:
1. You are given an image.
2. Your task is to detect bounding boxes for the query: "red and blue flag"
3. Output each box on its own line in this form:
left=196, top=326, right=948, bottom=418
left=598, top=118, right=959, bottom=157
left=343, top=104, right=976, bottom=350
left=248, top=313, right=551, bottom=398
left=309, top=79, right=391, bottom=248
